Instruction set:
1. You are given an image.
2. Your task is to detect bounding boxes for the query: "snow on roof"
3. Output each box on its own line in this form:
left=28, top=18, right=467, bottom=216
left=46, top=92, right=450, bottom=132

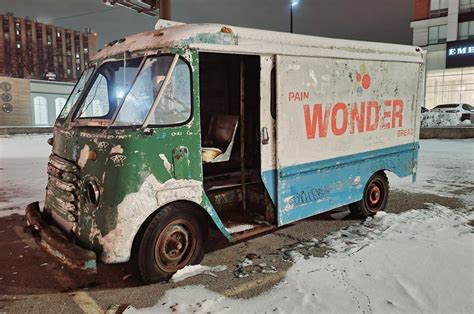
left=92, top=23, right=423, bottom=63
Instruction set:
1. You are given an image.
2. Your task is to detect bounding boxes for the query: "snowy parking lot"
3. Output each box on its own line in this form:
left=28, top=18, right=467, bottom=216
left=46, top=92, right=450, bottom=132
left=0, top=135, right=473, bottom=313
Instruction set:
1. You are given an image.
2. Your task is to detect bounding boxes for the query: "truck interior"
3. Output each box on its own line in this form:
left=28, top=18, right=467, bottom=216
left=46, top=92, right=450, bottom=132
left=198, top=52, right=276, bottom=238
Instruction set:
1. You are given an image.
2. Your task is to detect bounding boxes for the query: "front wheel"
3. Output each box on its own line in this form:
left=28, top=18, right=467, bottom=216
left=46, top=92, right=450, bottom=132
left=137, top=205, right=204, bottom=283
left=349, top=172, right=389, bottom=218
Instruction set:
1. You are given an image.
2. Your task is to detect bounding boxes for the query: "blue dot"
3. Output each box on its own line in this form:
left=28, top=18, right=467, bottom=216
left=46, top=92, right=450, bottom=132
left=357, top=86, right=363, bottom=96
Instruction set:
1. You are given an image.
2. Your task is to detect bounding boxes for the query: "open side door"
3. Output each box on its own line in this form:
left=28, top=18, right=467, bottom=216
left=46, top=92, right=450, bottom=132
left=260, top=55, right=277, bottom=207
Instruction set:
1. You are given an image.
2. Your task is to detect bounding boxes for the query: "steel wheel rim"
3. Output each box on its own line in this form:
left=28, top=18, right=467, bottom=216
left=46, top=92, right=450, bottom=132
left=154, top=219, right=197, bottom=273
left=365, top=179, right=385, bottom=213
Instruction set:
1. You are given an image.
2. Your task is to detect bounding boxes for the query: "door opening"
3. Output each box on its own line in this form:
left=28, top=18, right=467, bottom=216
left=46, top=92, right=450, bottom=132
left=199, top=52, right=276, bottom=237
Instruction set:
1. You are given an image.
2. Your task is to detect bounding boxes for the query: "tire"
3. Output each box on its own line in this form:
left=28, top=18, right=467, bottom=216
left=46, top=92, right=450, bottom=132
left=349, top=172, right=389, bottom=218
left=137, top=204, right=204, bottom=283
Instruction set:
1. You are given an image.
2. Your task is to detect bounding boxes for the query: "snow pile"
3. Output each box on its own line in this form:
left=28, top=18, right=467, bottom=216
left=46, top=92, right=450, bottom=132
left=170, top=265, right=227, bottom=283
left=420, top=111, right=466, bottom=127
left=388, top=139, right=474, bottom=207
left=125, top=205, right=474, bottom=313
left=0, top=134, right=51, bottom=215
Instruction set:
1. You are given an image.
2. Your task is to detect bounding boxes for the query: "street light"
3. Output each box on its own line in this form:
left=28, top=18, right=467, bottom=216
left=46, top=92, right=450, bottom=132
left=290, top=0, right=299, bottom=33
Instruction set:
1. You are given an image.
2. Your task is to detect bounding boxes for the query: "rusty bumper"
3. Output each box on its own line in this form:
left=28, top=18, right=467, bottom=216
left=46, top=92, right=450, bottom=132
left=25, top=202, right=97, bottom=273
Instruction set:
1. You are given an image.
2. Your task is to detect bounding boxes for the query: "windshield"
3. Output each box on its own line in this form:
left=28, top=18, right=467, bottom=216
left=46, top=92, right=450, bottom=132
left=71, top=54, right=192, bottom=127
left=114, top=55, right=191, bottom=126
left=58, top=67, right=95, bottom=119
left=74, top=57, right=142, bottom=120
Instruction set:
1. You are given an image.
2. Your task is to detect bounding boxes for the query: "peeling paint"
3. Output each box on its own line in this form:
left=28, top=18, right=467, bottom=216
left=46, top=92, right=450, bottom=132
left=77, top=144, right=90, bottom=168
left=110, top=145, right=124, bottom=154
left=99, top=175, right=203, bottom=263
left=159, top=154, right=173, bottom=174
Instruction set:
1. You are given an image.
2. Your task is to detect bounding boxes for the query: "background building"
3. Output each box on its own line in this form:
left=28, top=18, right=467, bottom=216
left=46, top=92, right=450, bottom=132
left=0, top=13, right=97, bottom=81
left=0, top=13, right=96, bottom=126
left=411, top=0, right=474, bottom=108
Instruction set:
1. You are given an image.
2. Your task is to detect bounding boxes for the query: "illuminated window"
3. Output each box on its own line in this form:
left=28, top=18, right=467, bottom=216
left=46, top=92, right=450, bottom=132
left=33, top=96, right=48, bottom=125
left=428, top=25, right=447, bottom=44
left=55, top=97, right=66, bottom=117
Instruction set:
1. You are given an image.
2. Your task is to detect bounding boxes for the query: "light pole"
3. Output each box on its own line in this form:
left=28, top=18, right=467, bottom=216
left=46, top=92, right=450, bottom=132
left=290, top=0, right=299, bottom=33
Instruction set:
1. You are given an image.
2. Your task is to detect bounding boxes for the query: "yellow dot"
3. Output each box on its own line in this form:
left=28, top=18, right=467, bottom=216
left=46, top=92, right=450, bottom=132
left=359, top=64, right=366, bottom=74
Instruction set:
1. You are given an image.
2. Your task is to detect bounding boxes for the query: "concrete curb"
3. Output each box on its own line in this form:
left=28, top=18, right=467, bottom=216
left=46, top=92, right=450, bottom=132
left=420, top=127, right=474, bottom=139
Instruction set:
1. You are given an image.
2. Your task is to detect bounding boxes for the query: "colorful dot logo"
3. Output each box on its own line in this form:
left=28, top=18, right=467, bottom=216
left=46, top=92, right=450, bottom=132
left=353, top=64, right=371, bottom=96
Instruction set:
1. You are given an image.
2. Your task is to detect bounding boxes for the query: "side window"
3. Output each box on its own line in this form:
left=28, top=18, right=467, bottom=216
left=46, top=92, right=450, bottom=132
left=55, top=97, right=66, bottom=117
left=270, top=66, right=276, bottom=119
left=149, top=58, right=192, bottom=125
left=80, top=74, right=110, bottom=118
left=33, top=96, right=48, bottom=125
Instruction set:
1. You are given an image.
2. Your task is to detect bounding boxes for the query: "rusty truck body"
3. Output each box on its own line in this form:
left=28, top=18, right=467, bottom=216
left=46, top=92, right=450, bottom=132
left=25, top=22, right=425, bottom=283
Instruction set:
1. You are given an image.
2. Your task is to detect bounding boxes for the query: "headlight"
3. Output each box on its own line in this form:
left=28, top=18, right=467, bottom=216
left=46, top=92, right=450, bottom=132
left=85, top=179, right=100, bottom=206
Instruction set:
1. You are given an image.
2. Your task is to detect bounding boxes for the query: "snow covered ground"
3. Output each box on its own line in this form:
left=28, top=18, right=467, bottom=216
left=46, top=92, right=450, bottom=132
left=388, top=139, right=474, bottom=207
left=126, top=204, right=473, bottom=313
left=0, top=134, right=50, bottom=216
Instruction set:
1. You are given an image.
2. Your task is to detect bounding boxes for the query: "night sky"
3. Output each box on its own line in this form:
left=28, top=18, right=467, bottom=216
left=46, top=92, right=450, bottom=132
left=0, top=0, right=414, bottom=48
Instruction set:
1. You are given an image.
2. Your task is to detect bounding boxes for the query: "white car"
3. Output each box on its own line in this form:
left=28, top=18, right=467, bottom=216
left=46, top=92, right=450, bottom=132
left=431, top=103, right=474, bottom=122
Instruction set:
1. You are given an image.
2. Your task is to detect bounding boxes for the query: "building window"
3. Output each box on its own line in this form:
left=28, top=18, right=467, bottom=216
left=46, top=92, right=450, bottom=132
left=460, top=0, right=474, bottom=12
left=425, top=67, right=474, bottom=109
left=430, top=0, right=449, bottom=17
left=428, top=25, right=448, bottom=44
left=33, top=96, right=49, bottom=125
left=458, top=21, right=474, bottom=40
left=55, top=97, right=66, bottom=117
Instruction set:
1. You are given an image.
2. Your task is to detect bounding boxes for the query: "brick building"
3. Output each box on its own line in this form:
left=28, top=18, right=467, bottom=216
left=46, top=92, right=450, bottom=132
left=0, top=13, right=97, bottom=81
left=411, top=0, right=474, bottom=108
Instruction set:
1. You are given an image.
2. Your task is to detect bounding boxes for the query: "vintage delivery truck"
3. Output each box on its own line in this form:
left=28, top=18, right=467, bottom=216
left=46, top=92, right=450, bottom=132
left=25, top=21, right=425, bottom=283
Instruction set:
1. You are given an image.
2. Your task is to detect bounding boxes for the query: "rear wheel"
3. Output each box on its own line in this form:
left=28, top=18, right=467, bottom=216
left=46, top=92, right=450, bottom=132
left=349, top=172, right=389, bottom=218
left=138, top=205, right=204, bottom=283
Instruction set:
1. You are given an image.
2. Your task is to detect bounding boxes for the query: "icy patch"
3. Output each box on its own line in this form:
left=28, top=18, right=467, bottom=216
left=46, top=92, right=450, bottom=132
left=170, top=265, right=227, bottom=283
left=125, top=205, right=473, bottom=313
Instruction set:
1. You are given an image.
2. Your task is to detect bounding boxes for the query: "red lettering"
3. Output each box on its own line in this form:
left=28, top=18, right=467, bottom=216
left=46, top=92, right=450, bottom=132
left=303, top=92, right=310, bottom=100
left=392, top=100, right=404, bottom=128
left=289, top=92, right=295, bottom=101
left=304, top=104, right=330, bottom=139
left=383, top=100, right=392, bottom=129
left=366, top=101, right=380, bottom=132
left=331, top=102, right=348, bottom=136
left=350, top=102, right=365, bottom=134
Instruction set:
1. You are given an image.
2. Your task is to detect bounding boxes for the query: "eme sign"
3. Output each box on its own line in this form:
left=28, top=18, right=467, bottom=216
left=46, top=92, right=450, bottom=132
left=446, top=39, right=474, bottom=68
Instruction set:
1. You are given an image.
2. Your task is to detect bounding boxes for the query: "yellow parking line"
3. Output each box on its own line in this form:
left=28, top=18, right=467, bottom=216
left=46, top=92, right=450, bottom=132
left=222, top=271, right=286, bottom=298
left=71, top=291, right=103, bottom=314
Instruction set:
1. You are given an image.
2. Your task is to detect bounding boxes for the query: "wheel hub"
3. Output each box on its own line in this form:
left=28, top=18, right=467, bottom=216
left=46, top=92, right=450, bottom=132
left=154, top=219, right=197, bottom=273
left=369, top=184, right=381, bottom=205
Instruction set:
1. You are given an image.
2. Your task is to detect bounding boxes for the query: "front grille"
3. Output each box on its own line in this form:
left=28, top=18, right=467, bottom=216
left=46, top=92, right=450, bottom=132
left=45, top=154, right=79, bottom=222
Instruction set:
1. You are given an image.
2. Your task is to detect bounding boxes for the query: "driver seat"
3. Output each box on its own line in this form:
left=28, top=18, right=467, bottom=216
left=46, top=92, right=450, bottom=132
left=201, top=114, right=239, bottom=163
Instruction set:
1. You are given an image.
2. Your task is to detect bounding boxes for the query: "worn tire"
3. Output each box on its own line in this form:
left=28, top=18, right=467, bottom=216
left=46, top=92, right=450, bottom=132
left=349, top=172, right=389, bottom=218
left=138, top=204, right=204, bottom=283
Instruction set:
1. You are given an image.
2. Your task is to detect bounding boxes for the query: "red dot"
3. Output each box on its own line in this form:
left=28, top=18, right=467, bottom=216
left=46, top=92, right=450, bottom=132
left=362, top=74, right=371, bottom=89
left=356, top=73, right=361, bottom=82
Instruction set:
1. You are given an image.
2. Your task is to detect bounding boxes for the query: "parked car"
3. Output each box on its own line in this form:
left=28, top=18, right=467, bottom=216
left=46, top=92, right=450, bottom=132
left=431, top=103, right=474, bottom=122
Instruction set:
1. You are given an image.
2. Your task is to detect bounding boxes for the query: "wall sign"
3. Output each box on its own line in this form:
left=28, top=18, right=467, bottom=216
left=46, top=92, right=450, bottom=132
left=446, top=38, right=474, bottom=68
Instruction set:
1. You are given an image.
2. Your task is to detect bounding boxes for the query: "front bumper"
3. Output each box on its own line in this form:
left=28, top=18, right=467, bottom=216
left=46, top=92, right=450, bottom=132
left=25, top=202, right=97, bottom=273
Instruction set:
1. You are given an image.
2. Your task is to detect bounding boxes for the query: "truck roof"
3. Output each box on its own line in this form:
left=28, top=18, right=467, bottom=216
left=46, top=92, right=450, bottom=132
left=92, top=23, right=424, bottom=64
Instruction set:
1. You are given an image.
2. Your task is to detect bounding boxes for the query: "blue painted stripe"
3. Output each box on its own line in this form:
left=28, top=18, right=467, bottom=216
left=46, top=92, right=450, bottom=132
left=280, top=143, right=418, bottom=179
left=261, top=142, right=418, bottom=226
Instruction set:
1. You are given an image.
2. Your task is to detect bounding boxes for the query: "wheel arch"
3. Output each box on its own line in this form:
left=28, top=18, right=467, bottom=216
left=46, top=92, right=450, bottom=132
left=130, top=199, right=219, bottom=263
